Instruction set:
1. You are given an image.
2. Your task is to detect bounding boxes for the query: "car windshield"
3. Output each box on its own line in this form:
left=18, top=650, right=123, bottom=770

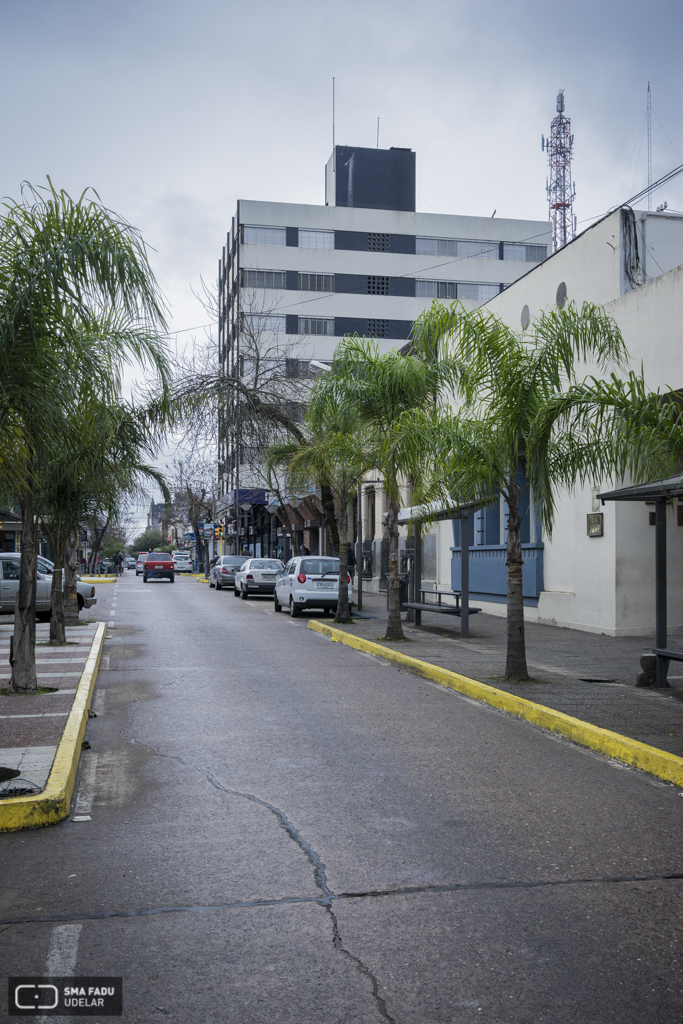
left=300, top=558, right=339, bottom=575
left=250, top=560, right=283, bottom=570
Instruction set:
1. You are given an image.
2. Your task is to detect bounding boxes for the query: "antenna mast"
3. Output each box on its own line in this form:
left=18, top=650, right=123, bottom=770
left=542, top=88, right=576, bottom=251
left=651, top=81, right=655, bottom=209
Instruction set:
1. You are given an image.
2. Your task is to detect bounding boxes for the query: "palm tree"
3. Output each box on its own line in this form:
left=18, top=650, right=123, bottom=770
left=411, top=300, right=629, bottom=679
left=312, top=337, right=458, bottom=641
left=0, top=181, right=169, bottom=692
left=267, top=394, right=371, bottom=622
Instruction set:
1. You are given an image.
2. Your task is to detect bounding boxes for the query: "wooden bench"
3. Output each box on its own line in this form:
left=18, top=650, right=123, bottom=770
left=402, top=589, right=481, bottom=618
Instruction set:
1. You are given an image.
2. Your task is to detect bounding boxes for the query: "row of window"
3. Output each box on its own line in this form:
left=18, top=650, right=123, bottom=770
left=240, top=268, right=500, bottom=301
left=241, top=224, right=546, bottom=262
left=240, top=314, right=388, bottom=338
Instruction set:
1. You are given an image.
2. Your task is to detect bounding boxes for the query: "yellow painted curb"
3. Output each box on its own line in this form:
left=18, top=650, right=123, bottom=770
left=0, top=622, right=106, bottom=832
left=80, top=576, right=115, bottom=583
left=307, top=620, right=683, bottom=788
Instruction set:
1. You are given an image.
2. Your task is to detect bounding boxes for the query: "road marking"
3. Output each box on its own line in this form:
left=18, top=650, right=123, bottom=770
left=0, top=712, right=70, bottom=719
left=108, top=621, right=115, bottom=626
left=75, top=752, right=98, bottom=814
left=39, top=923, right=82, bottom=1023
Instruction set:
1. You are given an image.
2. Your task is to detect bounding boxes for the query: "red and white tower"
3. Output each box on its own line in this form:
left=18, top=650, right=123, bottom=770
left=542, top=89, right=576, bottom=251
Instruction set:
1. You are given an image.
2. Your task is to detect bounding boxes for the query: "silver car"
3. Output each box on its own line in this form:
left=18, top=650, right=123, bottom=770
left=234, top=558, right=284, bottom=599
left=0, top=553, right=96, bottom=619
left=209, top=555, right=247, bottom=591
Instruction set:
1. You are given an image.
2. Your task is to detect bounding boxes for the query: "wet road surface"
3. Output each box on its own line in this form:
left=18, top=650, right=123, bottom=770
left=1, top=571, right=683, bottom=1022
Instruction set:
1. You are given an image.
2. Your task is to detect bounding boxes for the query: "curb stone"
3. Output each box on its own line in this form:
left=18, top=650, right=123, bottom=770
left=0, top=622, right=106, bottom=831
left=307, top=620, right=683, bottom=788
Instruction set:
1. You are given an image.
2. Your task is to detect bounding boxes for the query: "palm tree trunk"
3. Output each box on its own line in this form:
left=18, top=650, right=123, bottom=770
left=10, top=488, right=38, bottom=693
left=50, top=567, right=66, bottom=645
left=320, top=483, right=340, bottom=555
left=335, top=513, right=351, bottom=623
left=505, top=485, right=528, bottom=680
left=385, top=494, right=404, bottom=641
left=63, top=534, right=80, bottom=625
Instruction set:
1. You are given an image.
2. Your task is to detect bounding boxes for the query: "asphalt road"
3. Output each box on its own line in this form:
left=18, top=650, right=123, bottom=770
left=1, top=571, right=683, bottom=1023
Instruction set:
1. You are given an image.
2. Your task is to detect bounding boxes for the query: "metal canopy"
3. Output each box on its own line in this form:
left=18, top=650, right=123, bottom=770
left=598, top=476, right=683, bottom=688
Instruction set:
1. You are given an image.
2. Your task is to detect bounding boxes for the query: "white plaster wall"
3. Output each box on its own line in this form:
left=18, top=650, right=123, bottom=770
left=481, top=214, right=683, bottom=634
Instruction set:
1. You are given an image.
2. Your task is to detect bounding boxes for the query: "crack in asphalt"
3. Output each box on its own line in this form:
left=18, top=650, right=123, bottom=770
left=129, top=741, right=393, bottom=1021
left=4, top=871, right=683, bottom=928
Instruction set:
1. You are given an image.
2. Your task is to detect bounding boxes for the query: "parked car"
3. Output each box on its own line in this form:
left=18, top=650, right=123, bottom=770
left=234, top=558, right=284, bottom=599
left=125, top=556, right=137, bottom=570
left=208, top=555, right=247, bottom=591
left=172, top=551, right=193, bottom=573
left=135, top=553, right=148, bottom=576
left=143, top=552, right=174, bottom=583
left=0, top=553, right=97, bottom=618
left=274, top=556, right=352, bottom=617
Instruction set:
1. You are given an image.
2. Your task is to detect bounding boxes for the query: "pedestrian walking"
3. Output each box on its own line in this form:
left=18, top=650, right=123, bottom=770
left=346, top=542, right=357, bottom=578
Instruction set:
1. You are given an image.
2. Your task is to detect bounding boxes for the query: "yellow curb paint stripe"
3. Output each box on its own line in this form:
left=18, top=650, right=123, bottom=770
left=307, top=620, right=683, bottom=788
left=79, top=576, right=115, bottom=583
left=0, top=622, right=106, bottom=832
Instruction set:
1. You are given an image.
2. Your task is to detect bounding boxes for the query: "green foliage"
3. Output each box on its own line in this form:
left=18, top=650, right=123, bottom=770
left=131, top=528, right=165, bottom=553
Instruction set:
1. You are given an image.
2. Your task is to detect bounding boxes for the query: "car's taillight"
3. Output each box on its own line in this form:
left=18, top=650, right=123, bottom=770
left=297, top=573, right=306, bottom=584
left=247, top=573, right=254, bottom=580
left=220, top=568, right=229, bottom=574
left=347, top=574, right=351, bottom=584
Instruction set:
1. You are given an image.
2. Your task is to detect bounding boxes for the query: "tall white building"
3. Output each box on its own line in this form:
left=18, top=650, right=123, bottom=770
left=217, top=145, right=551, bottom=556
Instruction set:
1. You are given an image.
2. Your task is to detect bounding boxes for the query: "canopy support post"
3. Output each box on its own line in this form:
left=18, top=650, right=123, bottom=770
left=461, top=513, right=470, bottom=639
left=654, top=498, right=669, bottom=687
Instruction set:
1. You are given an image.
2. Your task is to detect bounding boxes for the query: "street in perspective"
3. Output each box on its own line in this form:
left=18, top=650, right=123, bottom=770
left=3, top=3, right=683, bottom=1022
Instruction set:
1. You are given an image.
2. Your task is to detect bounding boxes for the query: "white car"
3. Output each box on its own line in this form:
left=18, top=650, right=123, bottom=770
left=172, top=551, right=193, bottom=573
left=274, top=556, right=352, bottom=617
left=233, top=558, right=284, bottom=599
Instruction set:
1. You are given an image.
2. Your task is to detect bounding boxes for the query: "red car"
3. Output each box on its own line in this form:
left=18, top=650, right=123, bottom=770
left=142, top=552, right=175, bottom=583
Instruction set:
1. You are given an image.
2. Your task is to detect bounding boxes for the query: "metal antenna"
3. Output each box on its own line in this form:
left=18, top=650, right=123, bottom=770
left=651, top=83, right=655, bottom=211
left=545, top=88, right=576, bottom=252
left=332, top=78, right=335, bottom=159
left=377, top=117, right=380, bottom=148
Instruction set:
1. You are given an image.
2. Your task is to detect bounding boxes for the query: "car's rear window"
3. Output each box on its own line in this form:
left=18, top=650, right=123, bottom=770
left=301, top=558, right=339, bottom=575
left=149, top=553, right=170, bottom=559
left=223, top=558, right=245, bottom=566
left=250, top=560, right=283, bottom=570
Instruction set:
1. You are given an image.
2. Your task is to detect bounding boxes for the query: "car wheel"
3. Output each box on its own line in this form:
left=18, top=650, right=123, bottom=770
left=215, top=580, right=222, bottom=591
left=143, top=574, right=148, bottom=583
left=274, top=593, right=281, bottom=612
left=77, top=594, right=84, bottom=611
left=233, top=586, right=239, bottom=597
left=289, top=598, right=300, bottom=618
left=169, top=573, right=174, bottom=583
left=135, top=570, right=139, bottom=576
left=323, top=607, right=331, bottom=616
left=209, top=578, right=215, bottom=588
left=241, top=585, right=248, bottom=600
left=37, top=611, right=51, bottom=622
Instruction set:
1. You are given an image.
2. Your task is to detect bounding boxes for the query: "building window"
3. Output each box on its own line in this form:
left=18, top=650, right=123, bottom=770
left=416, top=236, right=499, bottom=260
left=242, top=313, right=286, bottom=334
left=415, top=280, right=499, bottom=302
left=299, top=317, right=334, bottom=336
left=503, top=243, right=547, bottom=262
left=240, top=269, right=286, bottom=289
left=298, top=273, right=335, bottom=292
left=242, top=225, right=286, bottom=246
left=367, top=319, right=389, bottom=338
left=298, top=229, right=335, bottom=249
left=368, top=275, right=390, bottom=295
left=368, top=232, right=390, bottom=252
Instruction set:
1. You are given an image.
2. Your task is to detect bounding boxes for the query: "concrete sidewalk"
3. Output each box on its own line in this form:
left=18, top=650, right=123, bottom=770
left=340, top=591, right=683, bottom=759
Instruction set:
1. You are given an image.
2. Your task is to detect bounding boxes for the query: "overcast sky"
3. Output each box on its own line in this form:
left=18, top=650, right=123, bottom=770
left=2, top=0, right=682, bottom=527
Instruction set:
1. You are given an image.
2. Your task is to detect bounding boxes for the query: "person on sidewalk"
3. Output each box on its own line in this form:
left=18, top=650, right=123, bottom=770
left=346, top=542, right=357, bottom=579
